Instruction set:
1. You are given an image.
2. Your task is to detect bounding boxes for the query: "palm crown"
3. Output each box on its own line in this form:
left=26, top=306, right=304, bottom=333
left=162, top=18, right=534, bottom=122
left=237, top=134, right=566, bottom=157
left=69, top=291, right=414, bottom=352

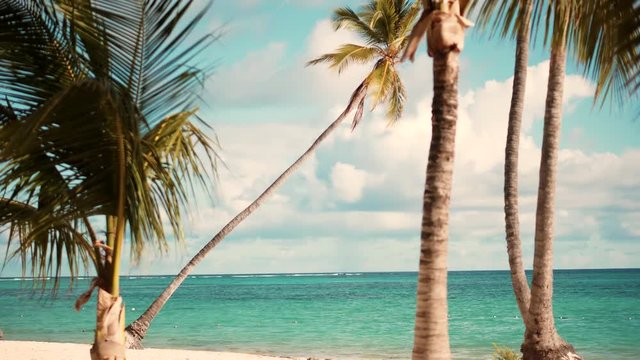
left=0, top=0, right=219, bottom=288
left=472, top=0, right=640, bottom=105
left=308, top=0, right=420, bottom=126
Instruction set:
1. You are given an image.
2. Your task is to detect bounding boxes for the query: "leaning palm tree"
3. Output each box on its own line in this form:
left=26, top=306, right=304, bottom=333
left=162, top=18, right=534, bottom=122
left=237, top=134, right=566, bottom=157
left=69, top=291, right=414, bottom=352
left=0, top=1, right=218, bottom=359
left=124, top=0, right=420, bottom=349
left=401, top=0, right=473, bottom=358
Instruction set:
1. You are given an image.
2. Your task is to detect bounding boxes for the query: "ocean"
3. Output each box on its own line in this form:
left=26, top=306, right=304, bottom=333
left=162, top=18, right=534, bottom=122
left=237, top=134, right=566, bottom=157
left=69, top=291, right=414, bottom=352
left=0, top=269, right=638, bottom=359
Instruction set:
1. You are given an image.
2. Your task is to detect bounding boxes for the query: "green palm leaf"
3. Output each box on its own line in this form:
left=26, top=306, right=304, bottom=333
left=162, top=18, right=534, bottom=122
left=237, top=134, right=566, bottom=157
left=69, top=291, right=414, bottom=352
left=471, top=0, right=639, bottom=106
left=333, top=7, right=385, bottom=45
left=55, top=0, right=218, bottom=124
left=0, top=197, right=96, bottom=291
left=307, top=44, right=380, bottom=73
left=0, top=0, right=83, bottom=112
left=0, top=0, right=219, bottom=287
left=571, top=0, right=639, bottom=104
left=310, top=0, right=418, bottom=125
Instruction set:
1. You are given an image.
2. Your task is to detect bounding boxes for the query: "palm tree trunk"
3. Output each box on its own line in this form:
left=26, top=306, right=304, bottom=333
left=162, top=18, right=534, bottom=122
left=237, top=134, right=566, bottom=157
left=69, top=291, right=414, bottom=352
left=504, top=0, right=533, bottom=325
left=125, top=83, right=368, bottom=349
left=91, top=112, right=128, bottom=360
left=411, top=50, right=459, bottom=360
left=521, top=16, right=580, bottom=360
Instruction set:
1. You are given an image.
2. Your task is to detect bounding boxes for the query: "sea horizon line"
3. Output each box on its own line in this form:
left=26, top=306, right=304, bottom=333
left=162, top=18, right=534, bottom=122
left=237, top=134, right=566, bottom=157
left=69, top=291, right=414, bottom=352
left=2, top=267, right=638, bottom=280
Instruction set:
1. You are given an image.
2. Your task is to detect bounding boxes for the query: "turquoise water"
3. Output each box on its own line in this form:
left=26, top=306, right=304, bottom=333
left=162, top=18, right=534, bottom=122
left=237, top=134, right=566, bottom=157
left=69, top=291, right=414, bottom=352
left=0, top=269, right=638, bottom=359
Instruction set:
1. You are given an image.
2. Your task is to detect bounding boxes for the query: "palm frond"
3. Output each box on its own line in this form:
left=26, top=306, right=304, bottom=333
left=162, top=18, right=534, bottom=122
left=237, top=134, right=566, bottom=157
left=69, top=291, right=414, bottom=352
left=0, top=198, right=96, bottom=291
left=1, top=0, right=221, bottom=268
left=571, top=0, right=639, bottom=105
left=385, top=67, right=405, bottom=123
left=0, top=79, right=151, bottom=263
left=0, top=0, right=84, bottom=112
left=137, top=110, right=220, bottom=257
left=359, top=1, right=395, bottom=46
left=307, top=44, right=379, bottom=73
left=469, top=0, right=522, bottom=40
left=471, top=0, right=639, bottom=106
left=366, top=59, right=397, bottom=112
left=310, top=0, right=413, bottom=125
left=392, top=0, right=421, bottom=50
left=333, top=7, right=385, bottom=45
left=56, top=0, right=219, bottom=125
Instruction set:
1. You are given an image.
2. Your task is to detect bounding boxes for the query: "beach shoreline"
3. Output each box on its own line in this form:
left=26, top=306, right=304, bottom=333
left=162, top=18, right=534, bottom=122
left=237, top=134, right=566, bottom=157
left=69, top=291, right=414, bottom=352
left=0, top=340, right=309, bottom=360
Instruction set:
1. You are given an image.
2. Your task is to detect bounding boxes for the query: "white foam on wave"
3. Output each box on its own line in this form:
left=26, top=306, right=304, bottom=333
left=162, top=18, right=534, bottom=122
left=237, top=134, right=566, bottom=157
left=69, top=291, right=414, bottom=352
left=6, top=277, right=51, bottom=281
left=127, top=276, right=160, bottom=280
left=289, top=273, right=337, bottom=277
left=291, top=272, right=362, bottom=277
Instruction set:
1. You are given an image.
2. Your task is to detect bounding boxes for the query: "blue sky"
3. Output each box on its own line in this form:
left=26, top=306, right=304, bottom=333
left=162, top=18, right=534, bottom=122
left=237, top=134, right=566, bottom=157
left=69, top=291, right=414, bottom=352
left=2, top=0, right=639, bottom=276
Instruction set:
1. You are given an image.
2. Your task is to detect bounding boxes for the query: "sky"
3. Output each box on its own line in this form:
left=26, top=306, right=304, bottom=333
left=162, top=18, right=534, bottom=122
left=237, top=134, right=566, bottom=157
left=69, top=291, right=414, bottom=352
left=2, top=0, right=639, bottom=276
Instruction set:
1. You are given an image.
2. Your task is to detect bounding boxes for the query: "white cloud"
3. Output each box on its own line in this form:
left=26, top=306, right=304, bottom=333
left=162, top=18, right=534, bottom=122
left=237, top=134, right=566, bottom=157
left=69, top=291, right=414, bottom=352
left=89, top=58, right=640, bottom=275
left=178, top=52, right=639, bottom=274
left=208, top=19, right=370, bottom=109
left=331, top=163, right=370, bottom=203
left=210, top=42, right=288, bottom=104
left=621, top=213, right=640, bottom=237
left=112, top=0, right=628, bottom=277
left=4, top=16, right=639, bottom=278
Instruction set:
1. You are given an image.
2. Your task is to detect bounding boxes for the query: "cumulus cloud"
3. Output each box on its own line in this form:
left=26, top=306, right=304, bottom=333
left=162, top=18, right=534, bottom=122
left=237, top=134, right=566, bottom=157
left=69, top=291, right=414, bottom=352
left=4, top=17, right=637, bottom=277
left=172, top=51, right=638, bottom=274
left=208, top=19, right=370, bottom=109
left=331, top=163, right=374, bottom=203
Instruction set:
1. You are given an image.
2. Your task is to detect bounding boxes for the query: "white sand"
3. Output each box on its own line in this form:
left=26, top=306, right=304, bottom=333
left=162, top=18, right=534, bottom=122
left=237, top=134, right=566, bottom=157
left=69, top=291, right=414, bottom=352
left=0, top=341, right=305, bottom=360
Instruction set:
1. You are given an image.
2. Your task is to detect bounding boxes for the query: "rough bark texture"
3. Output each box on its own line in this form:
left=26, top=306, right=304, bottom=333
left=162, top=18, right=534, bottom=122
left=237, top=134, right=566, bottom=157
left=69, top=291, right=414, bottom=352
left=125, top=84, right=368, bottom=349
left=91, top=289, right=125, bottom=360
left=411, top=51, right=459, bottom=360
left=521, top=17, right=581, bottom=360
left=504, top=0, right=533, bottom=325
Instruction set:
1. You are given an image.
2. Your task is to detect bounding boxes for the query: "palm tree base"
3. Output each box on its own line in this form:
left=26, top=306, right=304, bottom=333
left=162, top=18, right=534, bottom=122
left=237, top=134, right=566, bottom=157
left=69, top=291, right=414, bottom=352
left=521, top=342, right=582, bottom=360
left=124, top=322, right=146, bottom=349
left=91, top=289, right=126, bottom=359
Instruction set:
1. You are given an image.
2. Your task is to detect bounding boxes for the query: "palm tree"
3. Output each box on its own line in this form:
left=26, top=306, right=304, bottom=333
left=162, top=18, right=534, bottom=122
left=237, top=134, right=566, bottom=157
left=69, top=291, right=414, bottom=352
left=401, top=0, right=472, bottom=358
left=472, top=0, right=535, bottom=324
left=523, top=5, right=576, bottom=358
left=472, top=0, right=639, bottom=358
left=124, top=0, right=421, bottom=349
left=0, top=1, right=218, bottom=358
left=525, top=3, right=637, bottom=358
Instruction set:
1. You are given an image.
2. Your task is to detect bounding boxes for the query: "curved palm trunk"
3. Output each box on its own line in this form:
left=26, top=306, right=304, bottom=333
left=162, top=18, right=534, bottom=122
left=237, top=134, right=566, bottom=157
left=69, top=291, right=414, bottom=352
left=124, top=83, right=368, bottom=349
left=504, top=0, right=533, bottom=324
left=411, top=51, right=459, bottom=360
left=521, top=17, right=580, bottom=360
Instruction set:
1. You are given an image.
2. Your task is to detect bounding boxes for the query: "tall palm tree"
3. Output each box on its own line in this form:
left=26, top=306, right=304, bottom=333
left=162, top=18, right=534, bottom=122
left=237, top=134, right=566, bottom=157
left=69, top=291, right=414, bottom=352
left=472, top=1, right=638, bottom=358
left=525, top=3, right=637, bottom=359
left=472, top=0, right=535, bottom=325
left=401, top=0, right=472, bottom=358
left=0, top=1, right=218, bottom=358
left=124, top=0, right=420, bottom=349
left=523, top=5, right=576, bottom=358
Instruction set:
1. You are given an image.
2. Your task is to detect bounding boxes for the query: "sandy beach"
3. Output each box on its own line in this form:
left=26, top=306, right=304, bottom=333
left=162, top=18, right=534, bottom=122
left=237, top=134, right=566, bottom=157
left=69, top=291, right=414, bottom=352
left=0, top=341, right=305, bottom=360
